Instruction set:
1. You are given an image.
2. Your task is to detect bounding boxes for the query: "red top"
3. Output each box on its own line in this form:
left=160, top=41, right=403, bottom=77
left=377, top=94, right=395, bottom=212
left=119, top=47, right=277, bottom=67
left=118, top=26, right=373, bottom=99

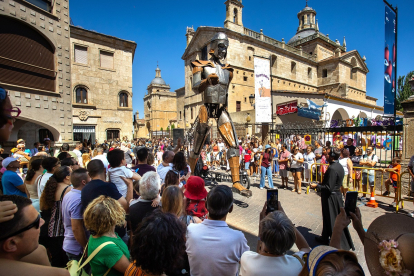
left=261, top=152, right=271, bottom=168
left=244, top=150, right=251, bottom=162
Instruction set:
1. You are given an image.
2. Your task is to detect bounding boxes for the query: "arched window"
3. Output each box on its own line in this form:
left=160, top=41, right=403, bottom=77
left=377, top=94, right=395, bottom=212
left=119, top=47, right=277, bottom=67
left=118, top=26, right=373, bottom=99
left=119, top=92, right=128, bottom=107
left=75, top=86, right=88, bottom=104
left=0, top=15, right=55, bottom=91
left=233, top=8, right=238, bottom=23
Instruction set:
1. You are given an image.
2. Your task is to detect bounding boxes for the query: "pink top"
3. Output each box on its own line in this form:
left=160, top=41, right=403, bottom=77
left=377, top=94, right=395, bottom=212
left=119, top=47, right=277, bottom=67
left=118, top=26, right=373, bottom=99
left=321, top=155, right=328, bottom=173
left=279, top=150, right=291, bottom=170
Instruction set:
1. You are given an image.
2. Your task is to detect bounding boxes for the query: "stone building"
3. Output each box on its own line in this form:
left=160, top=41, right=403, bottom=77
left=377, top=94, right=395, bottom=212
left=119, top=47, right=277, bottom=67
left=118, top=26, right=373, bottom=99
left=133, top=111, right=147, bottom=138
left=178, top=0, right=390, bottom=135
left=0, top=0, right=136, bottom=148
left=1, top=0, right=73, bottom=148
left=143, top=66, right=177, bottom=137
left=70, top=26, right=136, bottom=142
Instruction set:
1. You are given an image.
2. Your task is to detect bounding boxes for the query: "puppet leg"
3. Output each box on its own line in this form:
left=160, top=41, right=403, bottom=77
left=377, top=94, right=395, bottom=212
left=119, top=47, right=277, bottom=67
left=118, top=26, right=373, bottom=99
left=218, top=110, right=252, bottom=197
left=188, top=105, right=210, bottom=174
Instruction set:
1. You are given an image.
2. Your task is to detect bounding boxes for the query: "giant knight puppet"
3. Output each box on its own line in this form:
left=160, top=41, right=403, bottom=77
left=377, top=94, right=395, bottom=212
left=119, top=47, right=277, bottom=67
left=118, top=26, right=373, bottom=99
left=188, top=32, right=252, bottom=197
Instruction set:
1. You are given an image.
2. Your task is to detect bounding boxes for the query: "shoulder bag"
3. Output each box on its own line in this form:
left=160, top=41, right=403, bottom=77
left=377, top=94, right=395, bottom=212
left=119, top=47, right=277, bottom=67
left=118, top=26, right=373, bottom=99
left=67, top=241, right=115, bottom=276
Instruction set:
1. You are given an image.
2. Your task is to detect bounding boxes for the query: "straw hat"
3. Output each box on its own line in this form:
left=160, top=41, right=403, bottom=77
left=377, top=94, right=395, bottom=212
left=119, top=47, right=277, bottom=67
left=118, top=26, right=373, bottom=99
left=365, top=214, right=414, bottom=276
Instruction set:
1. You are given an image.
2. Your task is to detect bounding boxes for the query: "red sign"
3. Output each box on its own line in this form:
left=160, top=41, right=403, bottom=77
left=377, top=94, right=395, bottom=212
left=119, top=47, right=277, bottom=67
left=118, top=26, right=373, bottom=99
left=276, top=101, right=298, bottom=116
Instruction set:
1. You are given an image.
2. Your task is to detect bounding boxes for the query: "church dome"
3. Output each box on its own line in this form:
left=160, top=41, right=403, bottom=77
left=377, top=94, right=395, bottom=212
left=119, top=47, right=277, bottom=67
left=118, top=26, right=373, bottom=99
left=288, top=29, right=316, bottom=44
left=299, top=6, right=315, bottom=13
left=150, top=65, right=166, bottom=85
left=150, top=77, right=166, bottom=85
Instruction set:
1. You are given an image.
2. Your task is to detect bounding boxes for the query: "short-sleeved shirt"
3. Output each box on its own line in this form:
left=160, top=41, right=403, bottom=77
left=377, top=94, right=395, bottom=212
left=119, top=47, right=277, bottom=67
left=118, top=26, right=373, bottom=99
left=1, top=170, right=25, bottom=197
left=81, top=179, right=125, bottom=238
left=217, top=142, right=225, bottom=152
left=62, top=189, right=87, bottom=255
left=389, top=164, right=401, bottom=181
left=362, top=154, right=378, bottom=175
left=186, top=219, right=250, bottom=276
left=244, top=151, right=251, bottom=163
left=92, top=155, right=109, bottom=171
left=314, top=146, right=323, bottom=163
left=344, top=145, right=356, bottom=156
left=290, top=152, right=303, bottom=168
left=279, top=150, right=291, bottom=170
left=108, top=166, right=133, bottom=197
left=303, top=152, right=315, bottom=170
left=88, top=234, right=130, bottom=276
left=240, top=251, right=305, bottom=276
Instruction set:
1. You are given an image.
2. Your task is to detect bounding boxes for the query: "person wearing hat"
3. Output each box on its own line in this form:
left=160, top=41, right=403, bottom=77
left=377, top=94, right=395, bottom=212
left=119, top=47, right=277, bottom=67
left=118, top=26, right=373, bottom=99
left=310, top=148, right=354, bottom=250
left=258, top=145, right=274, bottom=190
left=1, top=157, right=27, bottom=197
left=184, top=176, right=208, bottom=220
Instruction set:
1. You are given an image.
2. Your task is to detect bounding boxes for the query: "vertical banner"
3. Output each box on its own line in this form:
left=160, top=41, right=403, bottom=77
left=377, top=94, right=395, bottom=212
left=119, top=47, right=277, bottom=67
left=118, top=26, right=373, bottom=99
left=384, top=3, right=397, bottom=116
left=254, top=57, right=272, bottom=123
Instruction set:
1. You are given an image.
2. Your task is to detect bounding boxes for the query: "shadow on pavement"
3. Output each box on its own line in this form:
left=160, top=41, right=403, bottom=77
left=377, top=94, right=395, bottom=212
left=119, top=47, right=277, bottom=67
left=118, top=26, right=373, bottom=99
left=296, top=226, right=319, bottom=249
left=233, top=199, right=249, bottom=208
left=228, top=224, right=258, bottom=252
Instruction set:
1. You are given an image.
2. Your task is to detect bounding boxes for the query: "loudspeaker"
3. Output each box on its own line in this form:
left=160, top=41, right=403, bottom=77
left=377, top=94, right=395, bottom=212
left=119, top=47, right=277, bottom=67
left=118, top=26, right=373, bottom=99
left=173, top=128, right=185, bottom=147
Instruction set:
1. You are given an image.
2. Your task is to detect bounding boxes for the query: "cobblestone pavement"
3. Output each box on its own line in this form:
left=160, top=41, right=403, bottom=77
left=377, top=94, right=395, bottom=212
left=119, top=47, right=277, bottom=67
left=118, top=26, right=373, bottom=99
left=203, top=170, right=414, bottom=276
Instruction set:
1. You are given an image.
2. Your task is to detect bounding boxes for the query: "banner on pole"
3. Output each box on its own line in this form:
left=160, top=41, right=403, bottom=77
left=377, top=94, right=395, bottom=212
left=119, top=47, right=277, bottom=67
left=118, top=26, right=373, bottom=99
left=254, top=57, right=272, bottom=123
left=384, top=3, right=397, bottom=116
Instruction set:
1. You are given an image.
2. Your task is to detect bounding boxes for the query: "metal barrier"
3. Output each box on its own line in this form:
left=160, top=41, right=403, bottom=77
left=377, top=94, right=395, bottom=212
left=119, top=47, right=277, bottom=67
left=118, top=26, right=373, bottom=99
left=399, top=170, right=413, bottom=210
left=348, top=166, right=400, bottom=212
left=308, top=163, right=328, bottom=194
left=307, top=164, right=402, bottom=212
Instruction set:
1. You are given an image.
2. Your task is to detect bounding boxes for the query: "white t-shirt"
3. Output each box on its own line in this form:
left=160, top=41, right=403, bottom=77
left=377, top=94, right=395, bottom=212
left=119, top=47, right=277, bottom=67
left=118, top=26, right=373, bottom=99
left=303, top=152, right=315, bottom=170
left=290, top=152, right=303, bottom=168
left=217, top=142, right=225, bottom=152
left=91, top=155, right=109, bottom=171
left=38, top=172, right=53, bottom=198
left=362, top=154, right=378, bottom=175
left=156, top=151, right=163, bottom=161
left=157, top=163, right=173, bottom=183
left=240, top=251, right=305, bottom=276
left=72, top=149, right=83, bottom=167
left=107, top=166, right=133, bottom=197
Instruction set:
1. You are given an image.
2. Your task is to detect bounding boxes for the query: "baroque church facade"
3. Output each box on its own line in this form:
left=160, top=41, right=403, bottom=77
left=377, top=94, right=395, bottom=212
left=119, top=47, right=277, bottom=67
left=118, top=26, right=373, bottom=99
left=176, top=0, right=388, bottom=136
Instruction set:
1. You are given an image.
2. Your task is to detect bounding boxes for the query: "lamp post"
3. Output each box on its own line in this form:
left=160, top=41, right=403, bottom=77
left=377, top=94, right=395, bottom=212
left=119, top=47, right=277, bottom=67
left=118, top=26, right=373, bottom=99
left=249, top=94, right=255, bottom=108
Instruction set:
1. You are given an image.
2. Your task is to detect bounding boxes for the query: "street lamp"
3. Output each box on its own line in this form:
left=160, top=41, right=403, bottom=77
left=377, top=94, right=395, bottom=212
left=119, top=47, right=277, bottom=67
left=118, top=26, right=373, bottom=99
left=249, top=94, right=255, bottom=107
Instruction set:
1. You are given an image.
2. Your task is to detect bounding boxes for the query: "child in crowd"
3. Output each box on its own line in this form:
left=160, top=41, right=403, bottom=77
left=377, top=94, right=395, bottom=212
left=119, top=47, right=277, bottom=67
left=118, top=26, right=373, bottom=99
left=184, top=176, right=208, bottom=221
left=156, top=149, right=163, bottom=166
left=147, top=153, right=155, bottom=167
left=107, top=149, right=141, bottom=197
left=383, top=157, right=401, bottom=207
left=200, top=149, right=206, bottom=165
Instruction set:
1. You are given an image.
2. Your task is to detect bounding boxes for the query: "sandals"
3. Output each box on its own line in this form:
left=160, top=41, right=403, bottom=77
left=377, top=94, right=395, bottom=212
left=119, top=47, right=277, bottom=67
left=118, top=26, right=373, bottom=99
left=292, top=189, right=297, bottom=192
left=297, top=191, right=302, bottom=194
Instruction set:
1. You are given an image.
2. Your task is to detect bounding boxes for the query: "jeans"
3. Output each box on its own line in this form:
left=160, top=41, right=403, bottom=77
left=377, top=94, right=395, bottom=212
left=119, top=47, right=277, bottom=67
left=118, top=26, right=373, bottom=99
left=273, top=160, right=279, bottom=173
left=260, top=166, right=274, bottom=188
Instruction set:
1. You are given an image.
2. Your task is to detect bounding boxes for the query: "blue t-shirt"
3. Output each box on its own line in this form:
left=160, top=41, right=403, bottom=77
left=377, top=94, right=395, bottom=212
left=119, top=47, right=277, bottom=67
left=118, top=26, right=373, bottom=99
left=1, top=170, right=26, bottom=197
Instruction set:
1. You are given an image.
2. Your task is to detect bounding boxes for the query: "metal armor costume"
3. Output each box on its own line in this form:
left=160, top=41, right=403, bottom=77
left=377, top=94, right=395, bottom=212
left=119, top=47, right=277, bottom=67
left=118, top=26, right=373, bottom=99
left=188, top=32, right=252, bottom=197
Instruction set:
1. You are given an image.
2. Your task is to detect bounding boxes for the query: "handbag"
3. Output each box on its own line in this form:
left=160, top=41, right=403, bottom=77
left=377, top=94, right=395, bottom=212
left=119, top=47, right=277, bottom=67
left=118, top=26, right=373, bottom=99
left=67, top=241, right=114, bottom=276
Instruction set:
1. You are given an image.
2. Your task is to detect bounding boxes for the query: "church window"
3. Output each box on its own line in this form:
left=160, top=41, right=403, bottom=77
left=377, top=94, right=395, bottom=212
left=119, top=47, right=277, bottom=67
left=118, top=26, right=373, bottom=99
left=119, top=92, right=128, bottom=107
left=271, top=55, right=277, bottom=69
left=307, top=14, right=310, bottom=24
left=322, top=69, right=328, bottom=78
left=75, top=86, right=88, bottom=104
left=180, top=111, right=182, bottom=120
left=308, top=67, right=312, bottom=79
left=249, top=56, right=251, bottom=61
left=100, top=50, right=114, bottom=69
left=191, top=108, right=193, bottom=120
left=107, top=129, right=120, bottom=141
left=233, top=8, right=238, bottom=24
left=236, top=101, right=241, bottom=112
left=74, top=45, right=88, bottom=64
left=244, top=97, right=247, bottom=103
left=244, top=76, right=248, bottom=81
left=291, top=62, right=296, bottom=74
left=302, top=16, right=305, bottom=25
left=26, top=0, right=51, bottom=12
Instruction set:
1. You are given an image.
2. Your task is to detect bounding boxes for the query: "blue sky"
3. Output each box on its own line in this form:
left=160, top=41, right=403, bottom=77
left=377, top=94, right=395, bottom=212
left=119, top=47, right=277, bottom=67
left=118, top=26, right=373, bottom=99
left=69, top=0, right=414, bottom=118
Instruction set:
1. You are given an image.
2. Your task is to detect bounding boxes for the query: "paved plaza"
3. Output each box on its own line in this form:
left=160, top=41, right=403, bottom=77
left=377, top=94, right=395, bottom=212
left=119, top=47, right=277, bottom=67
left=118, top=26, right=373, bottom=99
left=203, top=171, right=414, bottom=276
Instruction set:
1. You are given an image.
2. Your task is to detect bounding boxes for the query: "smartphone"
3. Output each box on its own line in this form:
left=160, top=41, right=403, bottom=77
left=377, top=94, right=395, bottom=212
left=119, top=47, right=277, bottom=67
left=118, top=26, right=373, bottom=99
left=344, top=191, right=358, bottom=216
left=266, top=189, right=279, bottom=214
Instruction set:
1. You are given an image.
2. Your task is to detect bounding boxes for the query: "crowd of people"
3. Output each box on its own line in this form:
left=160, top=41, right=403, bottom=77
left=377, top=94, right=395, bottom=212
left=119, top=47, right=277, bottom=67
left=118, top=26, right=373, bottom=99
left=1, top=87, right=414, bottom=276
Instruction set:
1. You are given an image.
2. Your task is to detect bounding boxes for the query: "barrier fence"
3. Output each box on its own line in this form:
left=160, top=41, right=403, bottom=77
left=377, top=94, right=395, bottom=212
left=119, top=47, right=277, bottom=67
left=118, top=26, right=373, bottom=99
left=399, top=170, right=413, bottom=210
left=308, top=163, right=403, bottom=212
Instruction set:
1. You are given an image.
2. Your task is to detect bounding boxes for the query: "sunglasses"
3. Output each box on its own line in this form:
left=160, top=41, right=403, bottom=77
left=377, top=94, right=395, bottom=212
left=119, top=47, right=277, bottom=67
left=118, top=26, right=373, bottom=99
left=0, top=214, right=41, bottom=241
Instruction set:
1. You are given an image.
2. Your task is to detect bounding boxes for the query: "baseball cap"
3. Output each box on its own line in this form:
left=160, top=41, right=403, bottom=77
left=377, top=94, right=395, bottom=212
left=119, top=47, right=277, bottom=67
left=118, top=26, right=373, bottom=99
left=2, top=157, right=18, bottom=168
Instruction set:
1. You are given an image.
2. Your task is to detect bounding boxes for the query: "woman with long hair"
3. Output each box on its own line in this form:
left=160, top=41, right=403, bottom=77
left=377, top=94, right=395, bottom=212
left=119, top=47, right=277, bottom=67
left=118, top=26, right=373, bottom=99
left=161, top=170, right=180, bottom=195
left=259, top=145, right=274, bottom=189
left=82, top=153, right=91, bottom=168
left=84, top=196, right=130, bottom=276
left=39, top=165, right=72, bottom=267
left=172, top=151, right=191, bottom=185
left=24, top=157, right=45, bottom=211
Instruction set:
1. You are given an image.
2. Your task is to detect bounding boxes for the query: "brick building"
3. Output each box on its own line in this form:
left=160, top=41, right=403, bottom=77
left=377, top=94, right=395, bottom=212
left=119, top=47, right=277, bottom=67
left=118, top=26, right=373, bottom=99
left=177, top=0, right=388, bottom=136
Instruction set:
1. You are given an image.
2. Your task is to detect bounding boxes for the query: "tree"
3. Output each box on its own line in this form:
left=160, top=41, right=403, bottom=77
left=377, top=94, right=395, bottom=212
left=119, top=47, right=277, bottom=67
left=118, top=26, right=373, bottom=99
left=171, top=124, right=175, bottom=129
left=166, top=126, right=170, bottom=131
left=160, top=127, right=163, bottom=131
left=396, top=71, right=414, bottom=111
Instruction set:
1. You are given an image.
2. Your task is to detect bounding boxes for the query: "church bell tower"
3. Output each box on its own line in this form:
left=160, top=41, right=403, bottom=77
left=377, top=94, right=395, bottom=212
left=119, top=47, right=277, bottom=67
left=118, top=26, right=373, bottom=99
left=224, top=0, right=244, bottom=33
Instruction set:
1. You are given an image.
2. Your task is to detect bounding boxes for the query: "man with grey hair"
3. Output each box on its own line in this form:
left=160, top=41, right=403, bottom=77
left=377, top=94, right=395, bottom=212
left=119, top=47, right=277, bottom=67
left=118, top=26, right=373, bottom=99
left=129, top=171, right=160, bottom=232
left=91, top=147, right=109, bottom=171
left=240, top=202, right=310, bottom=275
